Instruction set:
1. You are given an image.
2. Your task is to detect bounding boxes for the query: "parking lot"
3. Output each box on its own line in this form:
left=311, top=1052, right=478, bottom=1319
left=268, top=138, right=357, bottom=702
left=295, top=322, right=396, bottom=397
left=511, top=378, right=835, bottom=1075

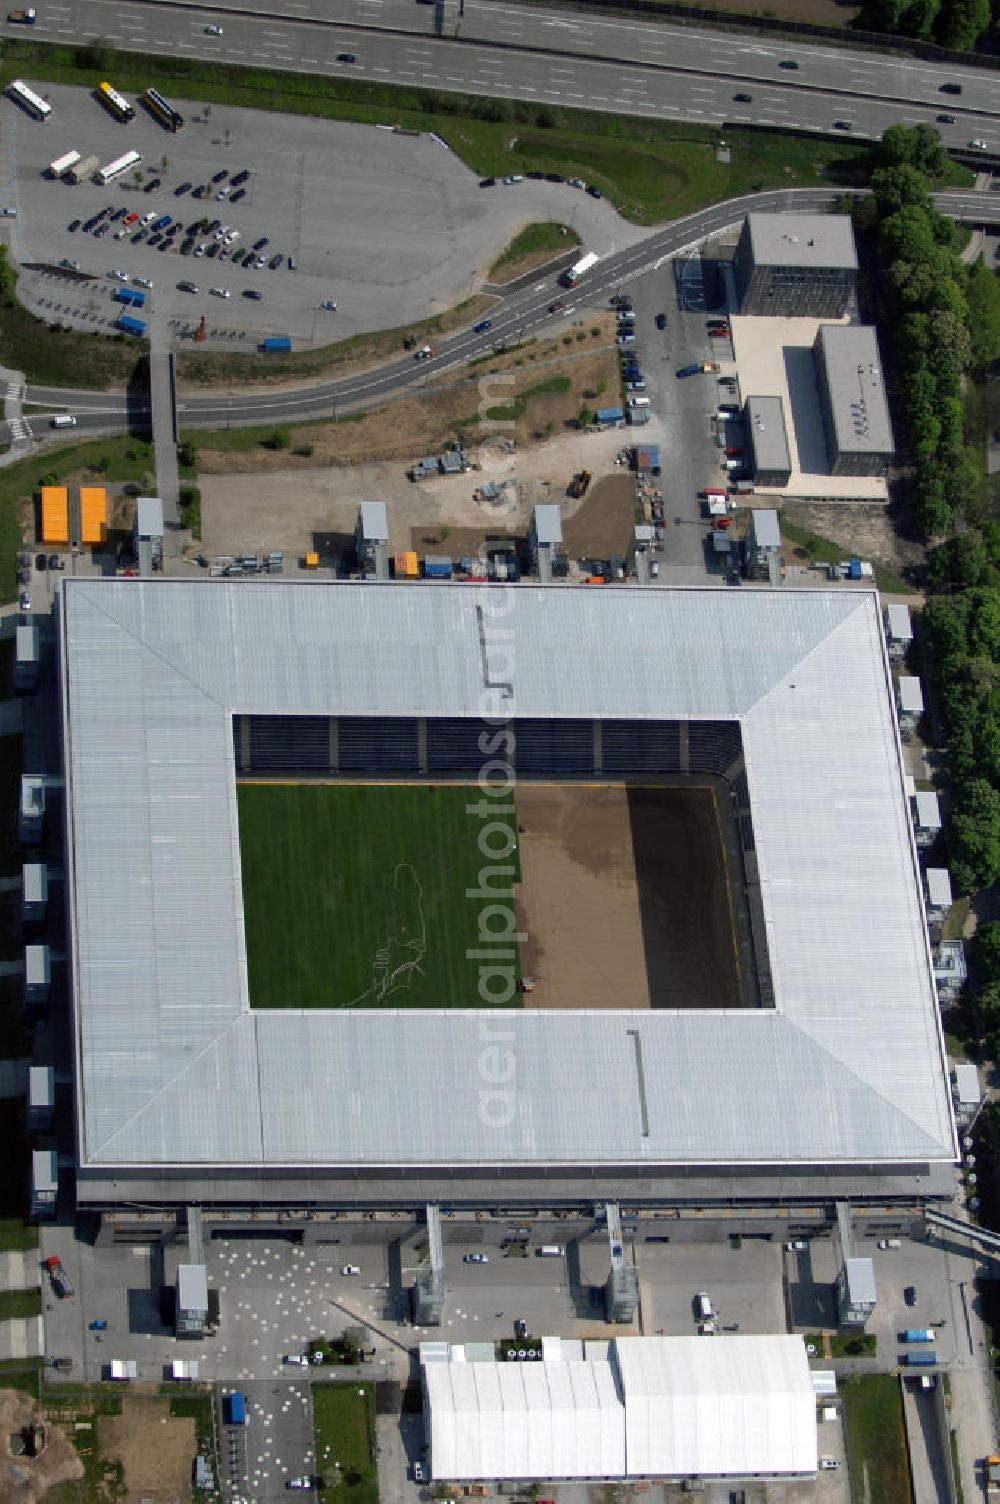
left=0, top=81, right=646, bottom=351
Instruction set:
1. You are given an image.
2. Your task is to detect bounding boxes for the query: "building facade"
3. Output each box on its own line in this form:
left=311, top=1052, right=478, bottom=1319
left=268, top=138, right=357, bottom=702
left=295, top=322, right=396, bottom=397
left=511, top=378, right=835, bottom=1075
left=734, top=214, right=858, bottom=318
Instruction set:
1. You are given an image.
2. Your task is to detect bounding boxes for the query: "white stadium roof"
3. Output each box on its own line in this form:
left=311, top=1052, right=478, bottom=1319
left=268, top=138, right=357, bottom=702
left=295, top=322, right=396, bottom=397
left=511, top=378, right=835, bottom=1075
left=58, top=580, right=955, bottom=1173
left=423, top=1334, right=817, bottom=1480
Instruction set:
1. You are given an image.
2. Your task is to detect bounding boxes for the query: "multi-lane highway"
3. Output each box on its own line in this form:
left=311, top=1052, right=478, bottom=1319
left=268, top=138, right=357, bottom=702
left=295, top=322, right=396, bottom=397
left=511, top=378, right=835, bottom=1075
left=15, top=183, right=999, bottom=438
left=9, top=0, right=1000, bottom=152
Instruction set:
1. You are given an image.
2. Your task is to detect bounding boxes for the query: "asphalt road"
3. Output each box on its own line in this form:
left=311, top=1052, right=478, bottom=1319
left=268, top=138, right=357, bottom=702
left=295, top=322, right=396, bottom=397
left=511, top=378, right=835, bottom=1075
left=14, top=183, right=1000, bottom=437
left=10, top=0, right=1000, bottom=154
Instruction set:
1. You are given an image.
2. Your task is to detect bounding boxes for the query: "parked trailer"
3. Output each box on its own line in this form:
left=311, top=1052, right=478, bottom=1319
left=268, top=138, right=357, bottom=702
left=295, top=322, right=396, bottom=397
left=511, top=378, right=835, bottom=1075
left=67, top=153, right=100, bottom=184
left=560, top=251, right=599, bottom=288
left=98, top=148, right=141, bottom=185
left=260, top=336, right=291, bottom=353
left=117, top=313, right=146, bottom=337
left=224, top=1392, right=247, bottom=1426
left=902, top=1329, right=935, bottom=1343
left=47, top=149, right=81, bottom=179
left=905, top=1351, right=937, bottom=1366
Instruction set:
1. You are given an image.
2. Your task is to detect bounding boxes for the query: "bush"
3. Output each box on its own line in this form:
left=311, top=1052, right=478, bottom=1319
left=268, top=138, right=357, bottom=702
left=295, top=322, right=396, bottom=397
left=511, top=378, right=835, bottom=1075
left=179, top=485, right=201, bottom=540
left=263, top=427, right=291, bottom=451
left=177, top=438, right=197, bottom=470
left=292, top=443, right=314, bottom=458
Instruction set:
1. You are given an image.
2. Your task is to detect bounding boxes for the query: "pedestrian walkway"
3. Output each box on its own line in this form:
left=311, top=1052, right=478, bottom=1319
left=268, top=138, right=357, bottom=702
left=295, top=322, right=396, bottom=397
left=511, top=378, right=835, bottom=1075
left=149, top=321, right=180, bottom=532
left=0, top=1249, right=40, bottom=1292
left=0, top=1316, right=43, bottom=1360
left=0, top=365, right=32, bottom=465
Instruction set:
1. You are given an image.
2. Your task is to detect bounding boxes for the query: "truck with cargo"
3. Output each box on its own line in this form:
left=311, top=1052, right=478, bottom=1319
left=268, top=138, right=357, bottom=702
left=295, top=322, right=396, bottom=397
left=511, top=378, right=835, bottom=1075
left=44, top=1255, right=73, bottom=1299
left=560, top=251, right=599, bottom=288
left=905, top=1350, right=937, bottom=1366
left=224, top=1391, right=247, bottom=1426
left=68, top=154, right=100, bottom=184
left=117, top=313, right=146, bottom=337
left=106, top=1360, right=138, bottom=1381
left=48, top=149, right=81, bottom=179
left=260, top=336, right=291, bottom=354
left=8, top=8, right=37, bottom=21
left=901, top=1329, right=935, bottom=1343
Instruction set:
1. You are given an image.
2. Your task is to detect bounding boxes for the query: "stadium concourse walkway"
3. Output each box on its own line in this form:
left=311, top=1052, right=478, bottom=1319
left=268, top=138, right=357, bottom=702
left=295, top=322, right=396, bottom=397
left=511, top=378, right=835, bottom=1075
left=148, top=321, right=179, bottom=532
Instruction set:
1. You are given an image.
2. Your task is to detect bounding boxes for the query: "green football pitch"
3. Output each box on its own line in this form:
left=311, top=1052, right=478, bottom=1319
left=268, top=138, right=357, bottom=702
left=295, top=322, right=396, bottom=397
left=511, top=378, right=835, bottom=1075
left=237, top=783, right=522, bottom=1009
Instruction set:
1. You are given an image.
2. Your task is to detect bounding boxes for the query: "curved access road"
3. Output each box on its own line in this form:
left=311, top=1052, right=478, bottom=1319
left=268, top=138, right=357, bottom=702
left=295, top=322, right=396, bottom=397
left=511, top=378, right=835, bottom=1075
left=15, top=184, right=1000, bottom=437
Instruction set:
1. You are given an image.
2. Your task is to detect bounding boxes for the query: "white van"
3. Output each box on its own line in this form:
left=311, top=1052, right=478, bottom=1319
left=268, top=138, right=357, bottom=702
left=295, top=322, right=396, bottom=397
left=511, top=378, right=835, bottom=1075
left=536, top=1245, right=564, bottom=1258
left=696, top=1292, right=714, bottom=1320
left=629, top=396, right=651, bottom=409
left=50, top=414, right=76, bottom=429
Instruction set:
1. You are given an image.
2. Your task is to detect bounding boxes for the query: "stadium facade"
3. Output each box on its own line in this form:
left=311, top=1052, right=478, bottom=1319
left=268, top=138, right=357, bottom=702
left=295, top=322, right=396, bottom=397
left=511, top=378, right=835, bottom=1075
left=56, top=580, right=955, bottom=1240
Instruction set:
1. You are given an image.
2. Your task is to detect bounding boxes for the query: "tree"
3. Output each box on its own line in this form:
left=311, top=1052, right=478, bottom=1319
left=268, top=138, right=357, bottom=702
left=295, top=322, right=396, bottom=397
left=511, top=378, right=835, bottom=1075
left=872, top=164, right=933, bottom=216
left=966, top=259, right=1000, bottom=376
left=914, top=470, right=953, bottom=539
left=967, top=588, right=1000, bottom=659
left=936, top=0, right=990, bottom=50
left=950, top=778, right=1000, bottom=892
left=880, top=204, right=937, bottom=263
left=972, top=922, right=1000, bottom=984
left=926, top=537, right=985, bottom=595
left=875, top=123, right=945, bottom=180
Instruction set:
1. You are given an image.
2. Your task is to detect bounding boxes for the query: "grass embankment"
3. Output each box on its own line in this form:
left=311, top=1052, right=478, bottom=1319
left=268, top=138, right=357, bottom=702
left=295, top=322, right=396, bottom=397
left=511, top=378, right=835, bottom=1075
left=0, top=1287, right=42, bottom=1320
left=0, top=246, right=145, bottom=390
left=806, top=1329, right=877, bottom=1358
left=841, top=1374, right=911, bottom=1504
left=489, top=223, right=581, bottom=283
left=312, top=1383, right=378, bottom=1504
left=237, top=784, right=522, bottom=1010
left=778, top=512, right=916, bottom=595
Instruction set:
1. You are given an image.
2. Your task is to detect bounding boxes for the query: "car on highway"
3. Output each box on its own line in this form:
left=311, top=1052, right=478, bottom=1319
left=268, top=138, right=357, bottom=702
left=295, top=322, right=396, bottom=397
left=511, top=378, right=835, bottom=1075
left=778, top=58, right=799, bottom=67
left=473, top=319, right=493, bottom=333
left=321, top=300, right=338, bottom=311
left=548, top=300, right=563, bottom=314
left=733, top=92, right=752, bottom=103
left=655, top=312, right=667, bottom=329
left=337, top=51, right=357, bottom=63
left=970, top=139, right=989, bottom=151
left=414, top=345, right=435, bottom=360
left=205, top=22, right=223, bottom=33
left=937, top=113, right=957, bottom=124
left=463, top=1253, right=489, bottom=1264
left=67, top=218, right=80, bottom=232
left=177, top=280, right=199, bottom=293
left=940, top=81, right=962, bottom=93
left=340, top=1265, right=361, bottom=1276
left=242, top=288, right=263, bottom=300
left=833, top=120, right=853, bottom=131
left=210, top=286, right=231, bottom=298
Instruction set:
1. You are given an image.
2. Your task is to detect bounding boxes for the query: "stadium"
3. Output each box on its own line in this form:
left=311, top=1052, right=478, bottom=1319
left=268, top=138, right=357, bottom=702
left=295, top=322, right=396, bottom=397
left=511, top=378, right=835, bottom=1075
left=56, top=579, right=956, bottom=1237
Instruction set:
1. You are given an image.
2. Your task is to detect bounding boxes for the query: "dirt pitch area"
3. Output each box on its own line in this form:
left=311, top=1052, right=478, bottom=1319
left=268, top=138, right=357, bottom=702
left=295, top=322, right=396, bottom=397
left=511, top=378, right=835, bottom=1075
left=97, top=1398, right=196, bottom=1504
left=0, top=1389, right=82, bottom=1504
left=515, top=784, right=741, bottom=1011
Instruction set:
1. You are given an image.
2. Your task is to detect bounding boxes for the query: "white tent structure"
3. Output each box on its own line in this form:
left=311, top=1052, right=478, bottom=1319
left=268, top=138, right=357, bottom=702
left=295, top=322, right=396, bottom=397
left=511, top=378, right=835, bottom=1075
left=422, top=1334, right=816, bottom=1482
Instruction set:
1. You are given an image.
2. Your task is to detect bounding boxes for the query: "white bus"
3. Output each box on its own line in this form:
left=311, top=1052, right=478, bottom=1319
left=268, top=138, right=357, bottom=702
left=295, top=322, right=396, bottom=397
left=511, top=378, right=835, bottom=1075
left=48, top=149, right=81, bottom=179
left=7, top=79, right=51, bottom=121
left=97, top=148, right=141, bottom=186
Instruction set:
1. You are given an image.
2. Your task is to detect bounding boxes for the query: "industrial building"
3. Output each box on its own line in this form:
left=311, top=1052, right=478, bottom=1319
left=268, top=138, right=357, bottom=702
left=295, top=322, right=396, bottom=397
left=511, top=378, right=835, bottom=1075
left=56, top=580, right=955, bottom=1234
left=734, top=213, right=858, bottom=318
left=744, top=396, right=791, bottom=488
left=421, top=1334, right=817, bottom=1482
left=134, top=497, right=163, bottom=577
left=813, top=325, right=894, bottom=477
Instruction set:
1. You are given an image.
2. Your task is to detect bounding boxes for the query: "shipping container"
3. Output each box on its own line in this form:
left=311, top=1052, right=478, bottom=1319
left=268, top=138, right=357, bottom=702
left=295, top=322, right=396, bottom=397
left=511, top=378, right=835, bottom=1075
left=117, top=313, right=146, bottom=337
left=224, top=1391, right=246, bottom=1425
left=424, top=555, right=452, bottom=579
left=114, top=287, right=145, bottom=308
left=902, top=1329, right=935, bottom=1343
left=260, top=336, right=291, bottom=354
left=905, top=1351, right=937, bottom=1366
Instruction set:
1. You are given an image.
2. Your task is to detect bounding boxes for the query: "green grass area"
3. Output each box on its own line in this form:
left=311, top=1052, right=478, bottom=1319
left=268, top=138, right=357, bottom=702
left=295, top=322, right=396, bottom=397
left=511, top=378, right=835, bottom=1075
left=0, top=246, right=146, bottom=389
left=0, top=1220, right=38, bottom=1253
left=779, top=513, right=916, bottom=596
left=841, top=1374, right=911, bottom=1504
left=0, top=1286, right=42, bottom=1320
left=489, top=222, right=580, bottom=281
left=479, top=373, right=573, bottom=423
left=237, top=783, right=522, bottom=1010
left=312, top=1383, right=377, bottom=1504
left=805, top=1329, right=877, bottom=1358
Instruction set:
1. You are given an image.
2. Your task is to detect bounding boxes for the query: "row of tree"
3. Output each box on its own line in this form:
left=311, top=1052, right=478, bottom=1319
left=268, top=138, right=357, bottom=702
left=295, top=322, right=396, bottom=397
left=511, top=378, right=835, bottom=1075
left=857, top=0, right=989, bottom=54
left=857, top=127, right=1000, bottom=537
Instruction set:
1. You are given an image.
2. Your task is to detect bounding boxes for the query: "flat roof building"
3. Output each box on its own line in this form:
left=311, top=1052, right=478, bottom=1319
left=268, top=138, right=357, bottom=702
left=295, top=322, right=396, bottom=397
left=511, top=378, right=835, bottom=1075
left=745, top=396, right=792, bottom=488
left=813, top=325, right=894, bottom=477
left=735, top=213, right=858, bottom=319
left=57, top=580, right=955, bottom=1221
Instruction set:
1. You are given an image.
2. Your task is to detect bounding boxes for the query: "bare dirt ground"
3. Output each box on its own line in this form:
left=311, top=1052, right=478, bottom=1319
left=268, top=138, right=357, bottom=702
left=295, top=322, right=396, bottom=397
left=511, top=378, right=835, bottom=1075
left=0, top=1389, right=83, bottom=1504
left=97, top=1398, right=195, bottom=1504
left=563, top=473, right=638, bottom=559
left=514, top=783, right=741, bottom=1011
left=781, top=500, right=924, bottom=575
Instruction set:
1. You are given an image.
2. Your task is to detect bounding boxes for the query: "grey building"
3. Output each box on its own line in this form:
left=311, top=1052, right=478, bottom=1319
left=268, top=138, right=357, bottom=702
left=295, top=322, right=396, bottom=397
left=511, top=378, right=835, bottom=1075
left=746, top=510, right=782, bottom=587
left=14, top=624, right=39, bottom=692
left=31, top=1149, right=57, bottom=1220
left=813, top=325, right=894, bottom=477
left=896, top=676, right=924, bottom=740
left=734, top=214, right=858, bottom=318
left=18, top=775, right=45, bottom=846
left=885, top=604, right=913, bottom=663
left=21, top=862, right=47, bottom=924
left=354, top=501, right=389, bottom=582
left=24, top=943, right=50, bottom=1006
left=744, top=397, right=792, bottom=488
left=134, top=497, right=163, bottom=577
left=528, top=504, right=563, bottom=583
left=28, top=1065, right=55, bottom=1130
left=924, top=867, right=953, bottom=927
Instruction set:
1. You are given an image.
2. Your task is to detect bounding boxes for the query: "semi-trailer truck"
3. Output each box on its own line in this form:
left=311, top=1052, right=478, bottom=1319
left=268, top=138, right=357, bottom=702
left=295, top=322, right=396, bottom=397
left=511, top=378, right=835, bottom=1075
left=901, top=1329, right=935, bottom=1343
left=560, top=251, right=599, bottom=288
left=8, top=9, right=37, bottom=22
left=905, top=1351, right=937, bottom=1366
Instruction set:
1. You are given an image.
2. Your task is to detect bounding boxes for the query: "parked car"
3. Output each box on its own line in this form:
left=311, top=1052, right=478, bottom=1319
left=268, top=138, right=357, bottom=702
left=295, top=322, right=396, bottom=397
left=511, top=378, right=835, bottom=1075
left=144, top=177, right=162, bottom=193
left=252, top=236, right=269, bottom=251
left=269, top=253, right=283, bottom=269
left=340, top=1264, right=361, bottom=1276
left=19, top=591, right=30, bottom=611
left=833, top=120, right=853, bottom=131
left=231, top=188, right=246, bottom=203
left=210, top=286, right=231, bottom=298
left=67, top=218, right=80, bottom=232
left=479, top=177, right=496, bottom=188
left=211, top=169, right=228, bottom=184
left=786, top=1240, right=807, bottom=1251
left=243, top=288, right=263, bottom=300
left=177, top=280, right=199, bottom=293
left=819, top=1459, right=840, bottom=1471
left=970, top=139, right=989, bottom=151
left=321, top=299, right=338, bottom=311
left=174, top=180, right=192, bottom=196
left=655, top=312, right=667, bottom=329
left=284, top=1354, right=309, bottom=1367
left=904, top=1285, right=917, bottom=1306
left=413, top=1462, right=426, bottom=1483
left=463, top=1253, right=489, bottom=1264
